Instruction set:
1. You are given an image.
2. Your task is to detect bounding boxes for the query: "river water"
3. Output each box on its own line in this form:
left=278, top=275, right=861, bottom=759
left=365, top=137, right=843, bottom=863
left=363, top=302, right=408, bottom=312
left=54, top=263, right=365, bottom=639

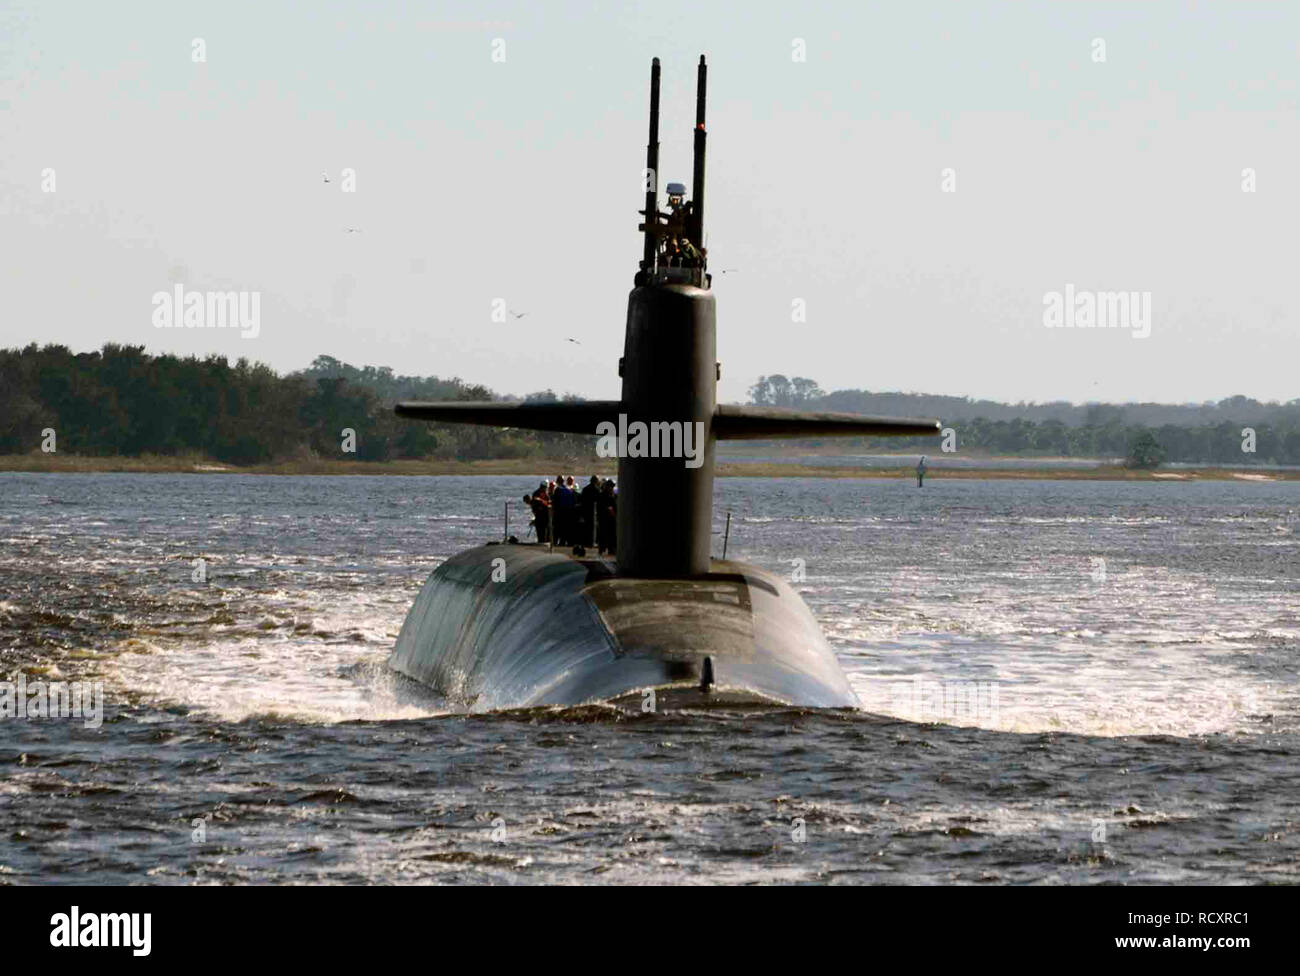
left=1, top=472, right=1297, bottom=883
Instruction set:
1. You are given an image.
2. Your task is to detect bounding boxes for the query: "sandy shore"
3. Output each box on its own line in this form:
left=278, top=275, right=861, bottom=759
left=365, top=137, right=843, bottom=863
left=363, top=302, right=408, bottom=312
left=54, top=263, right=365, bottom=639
left=2, top=454, right=1296, bottom=481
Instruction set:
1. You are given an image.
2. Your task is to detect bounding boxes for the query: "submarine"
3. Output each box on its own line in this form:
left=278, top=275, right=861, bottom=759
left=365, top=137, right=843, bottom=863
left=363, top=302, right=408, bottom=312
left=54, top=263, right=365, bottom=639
left=388, top=56, right=940, bottom=710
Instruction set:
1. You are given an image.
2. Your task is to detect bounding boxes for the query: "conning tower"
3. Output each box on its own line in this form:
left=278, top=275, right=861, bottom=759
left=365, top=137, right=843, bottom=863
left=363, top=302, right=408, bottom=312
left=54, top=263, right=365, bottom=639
left=394, top=56, right=940, bottom=579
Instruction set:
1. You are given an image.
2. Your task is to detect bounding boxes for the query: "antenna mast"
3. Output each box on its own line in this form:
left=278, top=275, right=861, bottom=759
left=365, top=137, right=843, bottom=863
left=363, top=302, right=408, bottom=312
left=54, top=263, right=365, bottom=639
left=640, top=58, right=661, bottom=274
left=690, top=55, right=707, bottom=249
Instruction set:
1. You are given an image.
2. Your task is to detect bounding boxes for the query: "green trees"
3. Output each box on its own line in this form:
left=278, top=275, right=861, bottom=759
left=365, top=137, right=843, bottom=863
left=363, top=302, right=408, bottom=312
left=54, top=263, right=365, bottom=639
left=1124, top=430, right=1167, bottom=469
left=4, top=346, right=1297, bottom=467
left=0, top=345, right=397, bottom=462
left=0, top=344, right=601, bottom=465
left=738, top=379, right=1300, bottom=464
left=748, top=375, right=825, bottom=407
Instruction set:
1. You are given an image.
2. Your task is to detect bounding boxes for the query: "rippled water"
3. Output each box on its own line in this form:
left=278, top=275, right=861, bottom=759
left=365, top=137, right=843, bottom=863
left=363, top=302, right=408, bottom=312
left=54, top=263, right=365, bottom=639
left=1, top=472, right=1297, bottom=883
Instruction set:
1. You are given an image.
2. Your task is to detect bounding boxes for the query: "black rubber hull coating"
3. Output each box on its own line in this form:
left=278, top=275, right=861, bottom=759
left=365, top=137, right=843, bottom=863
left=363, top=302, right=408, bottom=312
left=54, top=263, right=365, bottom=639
left=714, top=405, right=941, bottom=439
left=394, top=400, right=621, bottom=434
left=617, top=284, right=716, bottom=577
left=388, top=545, right=859, bottom=709
left=393, top=399, right=939, bottom=440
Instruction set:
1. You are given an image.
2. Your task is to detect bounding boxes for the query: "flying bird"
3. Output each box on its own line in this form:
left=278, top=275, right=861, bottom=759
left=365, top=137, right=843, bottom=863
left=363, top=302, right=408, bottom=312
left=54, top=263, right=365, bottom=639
left=322, top=172, right=331, bottom=183
left=566, top=337, right=581, bottom=344
left=343, top=227, right=362, bottom=234
left=509, top=310, right=527, bottom=319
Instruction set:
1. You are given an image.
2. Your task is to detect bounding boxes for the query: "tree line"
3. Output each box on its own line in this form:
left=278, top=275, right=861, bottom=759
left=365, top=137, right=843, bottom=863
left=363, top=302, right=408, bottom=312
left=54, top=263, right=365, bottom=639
left=815, top=417, right=1300, bottom=466
left=750, top=374, right=1300, bottom=431
left=749, top=374, right=1300, bottom=465
left=0, top=345, right=592, bottom=463
left=2, top=348, right=1295, bottom=466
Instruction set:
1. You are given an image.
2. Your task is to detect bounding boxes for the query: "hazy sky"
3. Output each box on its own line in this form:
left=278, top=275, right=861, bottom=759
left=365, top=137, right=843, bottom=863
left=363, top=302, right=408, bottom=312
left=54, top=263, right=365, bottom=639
left=1, top=1, right=1296, bottom=405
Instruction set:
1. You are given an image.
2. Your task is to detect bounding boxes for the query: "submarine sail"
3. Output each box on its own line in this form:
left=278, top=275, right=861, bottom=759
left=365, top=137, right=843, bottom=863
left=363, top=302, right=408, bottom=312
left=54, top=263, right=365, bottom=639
left=388, top=56, right=940, bottom=709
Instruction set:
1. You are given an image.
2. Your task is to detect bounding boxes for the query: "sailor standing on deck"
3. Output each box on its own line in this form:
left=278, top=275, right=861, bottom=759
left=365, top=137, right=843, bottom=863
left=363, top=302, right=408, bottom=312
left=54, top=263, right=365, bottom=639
left=597, top=479, right=617, bottom=555
left=579, top=475, right=602, bottom=546
left=552, top=476, right=576, bottom=545
left=529, top=487, right=551, bottom=543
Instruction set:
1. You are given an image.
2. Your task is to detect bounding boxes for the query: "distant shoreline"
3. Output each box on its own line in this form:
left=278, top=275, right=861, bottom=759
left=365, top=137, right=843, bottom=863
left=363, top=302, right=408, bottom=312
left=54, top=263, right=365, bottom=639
left=2, top=454, right=1296, bottom=481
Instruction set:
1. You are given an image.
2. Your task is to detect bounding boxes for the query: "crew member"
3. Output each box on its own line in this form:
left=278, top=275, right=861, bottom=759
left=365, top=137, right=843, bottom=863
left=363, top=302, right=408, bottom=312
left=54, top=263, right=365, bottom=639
left=528, top=489, right=550, bottom=543
left=679, top=237, right=701, bottom=267
left=553, top=475, right=575, bottom=545
left=579, top=475, right=601, bottom=547
left=597, top=479, right=617, bottom=555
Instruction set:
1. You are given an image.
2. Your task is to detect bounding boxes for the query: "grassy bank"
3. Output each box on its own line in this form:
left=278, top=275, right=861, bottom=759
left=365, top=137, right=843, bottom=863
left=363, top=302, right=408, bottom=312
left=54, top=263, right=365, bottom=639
left=2, top=453, right=1296, bottom=481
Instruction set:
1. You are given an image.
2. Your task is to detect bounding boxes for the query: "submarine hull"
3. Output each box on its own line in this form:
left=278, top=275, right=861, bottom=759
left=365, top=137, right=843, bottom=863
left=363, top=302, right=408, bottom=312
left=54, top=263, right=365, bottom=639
left=388, top=544, right=859, bottom=710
